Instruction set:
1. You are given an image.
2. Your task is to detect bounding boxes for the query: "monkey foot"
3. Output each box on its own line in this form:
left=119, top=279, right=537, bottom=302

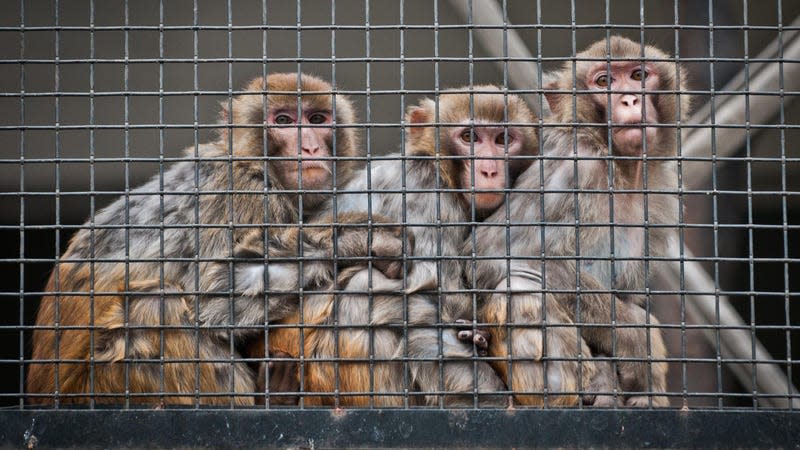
left=582, top=393, right=622, bottom=408
left=454, top=319, right=490, bottom=356
left=261, top=351, right=300, bottom=406
left=626, top=394, right=669, bottom=408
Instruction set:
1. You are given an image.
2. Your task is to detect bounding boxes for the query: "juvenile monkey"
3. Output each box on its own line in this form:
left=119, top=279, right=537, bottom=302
left=27, top=73, right=405, bottom=405
left=248, top=87, right=540, bottom=406
left=470, top=36, right=689, bottom=407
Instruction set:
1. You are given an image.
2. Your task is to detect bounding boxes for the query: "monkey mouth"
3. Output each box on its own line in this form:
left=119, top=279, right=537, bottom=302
left=611, top=124, right=657, bottom=150
left=288, top=161, right=331, bottom=173
left=611, top=122, right=656, bottom=139
left=469, top=192, right=504, bottom=214
left=612, top=121, right=652, bottom=131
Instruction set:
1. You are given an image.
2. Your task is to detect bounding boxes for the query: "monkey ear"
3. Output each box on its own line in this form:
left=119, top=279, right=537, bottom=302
left=407, top=107, right=428, bottom=124
left=218, top=102, right=231, bottom=123
left=543, top=81, right=564, bottom=116
left=406, top=100, right=434, bottom=134
left=216, top=102, right=231, bottom=140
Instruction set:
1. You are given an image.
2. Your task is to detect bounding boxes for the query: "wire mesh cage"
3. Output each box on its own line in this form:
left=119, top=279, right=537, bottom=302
left=1, top=0, right=799, bottom=447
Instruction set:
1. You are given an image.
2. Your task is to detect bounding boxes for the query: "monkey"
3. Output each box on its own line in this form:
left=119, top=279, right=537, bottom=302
left=27, top=73, right=409, bottom=406
left=469, top=36, right=689, bottom=407
left=243, top=87, right=541, bottom=407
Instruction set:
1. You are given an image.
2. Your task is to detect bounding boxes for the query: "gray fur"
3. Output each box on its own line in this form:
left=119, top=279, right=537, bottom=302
left=328, top=156, right=506, bottom=406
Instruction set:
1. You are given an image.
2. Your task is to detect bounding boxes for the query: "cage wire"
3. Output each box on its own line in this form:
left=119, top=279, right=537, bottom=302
left=1, top=0, right=799, bottom=447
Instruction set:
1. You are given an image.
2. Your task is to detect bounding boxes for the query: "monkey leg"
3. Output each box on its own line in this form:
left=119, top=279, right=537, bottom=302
left=482, top=276, right=597, bottom=407
left=91, top=281, right=256, bottom=406
left=575, top=293, right=668, bottom=407
left=28, top=262, right=130, bottom=404
left=252, top=350, right=299, bottom=406
left=583, top=353, right=623, bottom=407
left=302, top=269, right=405, bottom=407
left=247, top=333, right=301, bottom=406
left=262, top=306, right=323, bottom=406
left=406, top=295, right=507, bottom=408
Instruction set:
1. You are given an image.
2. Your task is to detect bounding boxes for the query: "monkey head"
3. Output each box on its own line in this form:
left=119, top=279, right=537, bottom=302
left=220, top=73, right=361, bottom=202
left=545, top=36, right=690, bottom=157
left=406, top=87, right=538, bottom=217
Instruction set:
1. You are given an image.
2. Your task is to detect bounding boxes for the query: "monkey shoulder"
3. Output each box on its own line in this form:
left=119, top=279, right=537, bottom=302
left=67, top=149, right=233, bottom=260
left=334, top=157, right=405, bottom=217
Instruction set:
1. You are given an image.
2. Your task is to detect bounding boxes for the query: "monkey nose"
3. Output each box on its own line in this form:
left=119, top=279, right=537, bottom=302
left=478, top=160, right=499, bottom=178
left=302, top=144, right=320, bottom=155
left=621, top=94, right=640, bottom=107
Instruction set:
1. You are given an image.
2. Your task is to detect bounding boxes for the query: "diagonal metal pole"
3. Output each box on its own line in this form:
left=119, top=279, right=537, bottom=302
left=682, top=16, right=800, bottom=183
left=449, top=0, right=800, bottom=407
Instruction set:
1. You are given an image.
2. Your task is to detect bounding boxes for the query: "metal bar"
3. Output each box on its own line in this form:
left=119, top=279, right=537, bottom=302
left=3, top=410, right=799, bottom=449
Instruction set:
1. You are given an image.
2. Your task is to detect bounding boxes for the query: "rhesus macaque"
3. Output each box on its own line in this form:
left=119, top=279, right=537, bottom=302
left=248, top=87, right=540, bottom=407
left=470, top=36, right=689, bottom=407
left=27, top=73, right=405, bottom=406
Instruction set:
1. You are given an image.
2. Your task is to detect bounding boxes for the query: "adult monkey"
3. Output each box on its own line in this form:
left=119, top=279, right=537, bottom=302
left=28, top=73, right=405, bottom=406
left=471, top=36, right=689, bottom=407
left=249, top=87, right=546, bottom=407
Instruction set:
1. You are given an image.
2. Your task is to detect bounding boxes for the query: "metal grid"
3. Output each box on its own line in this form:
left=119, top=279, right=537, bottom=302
left=1, top=0, right=799, bottom=447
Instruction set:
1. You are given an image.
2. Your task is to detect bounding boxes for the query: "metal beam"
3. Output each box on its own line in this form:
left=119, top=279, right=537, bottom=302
left=3, top=410, right=798, bottom=449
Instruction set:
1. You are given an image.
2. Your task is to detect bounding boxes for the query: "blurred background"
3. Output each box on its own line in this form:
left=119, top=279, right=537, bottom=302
left=1, top=0, right=799, bottom=408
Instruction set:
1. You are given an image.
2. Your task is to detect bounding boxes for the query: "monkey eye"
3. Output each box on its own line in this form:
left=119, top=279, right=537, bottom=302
left=308, top=112, right=328, bottom=124
left=631, top=69, right=648, bottom=81
left=274, top=114, right=293, bottom=125
left=460, top=130, right=478, bottom=143
left=595, top=74, right=610, bottom=87
left=495, top=133, right=514, bottom=146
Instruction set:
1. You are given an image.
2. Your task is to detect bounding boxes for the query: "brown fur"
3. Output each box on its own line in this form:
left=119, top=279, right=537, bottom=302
left=28, top=73, right=360, bottom=406
left=254, top=214, right=412, bottom=407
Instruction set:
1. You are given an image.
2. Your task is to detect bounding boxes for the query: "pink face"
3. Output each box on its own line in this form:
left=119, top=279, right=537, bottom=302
left=587, top=62, right=660, bottom=154
left=451, top=124, right=524, bottom=215
left=268, top=106, right=333, bottom=190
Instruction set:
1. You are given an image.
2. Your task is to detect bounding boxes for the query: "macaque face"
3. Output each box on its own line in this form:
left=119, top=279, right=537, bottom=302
left=450, top=123, right=524, bottom=214
left=587, top=61, right=660, bottom=154
left=268, top=105, right=334, bottom=190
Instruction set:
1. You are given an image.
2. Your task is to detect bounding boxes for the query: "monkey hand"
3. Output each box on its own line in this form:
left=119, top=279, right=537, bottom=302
left=308, top=212, right=414, bottom=280
left=255, top=351, right=300, bottom=406
left=454, top=319, right=490, bottom=356
left=580, top=355, right=624, bottom=408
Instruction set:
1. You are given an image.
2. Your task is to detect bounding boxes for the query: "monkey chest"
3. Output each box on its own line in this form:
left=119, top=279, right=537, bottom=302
left=577, top=196, right=647, bottom=290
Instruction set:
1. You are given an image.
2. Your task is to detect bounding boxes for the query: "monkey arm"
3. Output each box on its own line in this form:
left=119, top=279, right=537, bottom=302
left=301, top=212, right=414, bottom=280
left=197, top=212, right=413, bottom=333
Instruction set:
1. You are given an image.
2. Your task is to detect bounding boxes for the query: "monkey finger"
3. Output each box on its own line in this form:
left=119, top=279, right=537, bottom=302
left=584, top=394, right=621, bottom=408
left=454, top=319, right=491, bottom=355
left=626, top=395, right=669, bottom=408
left=457, top=330, right=473, bottom=341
